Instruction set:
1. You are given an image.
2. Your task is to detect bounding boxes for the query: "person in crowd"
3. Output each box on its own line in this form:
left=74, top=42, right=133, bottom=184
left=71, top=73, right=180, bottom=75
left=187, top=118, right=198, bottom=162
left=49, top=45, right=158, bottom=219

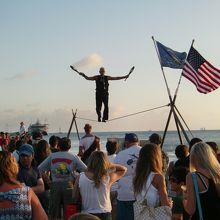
left=106, top=140, right=118, bottom=162
left=206, top=141, right=220, bottom=163
left=17, top=144, right=45, bottom=195
left=12, top=139, right=23, bottom=161
left=133, top=143, right=172, bottom=215
left=189, top=137, right=202, bottom=152
left=174, top=144, right=190, bottom=169
left=169, top=167, right=189, bottom=220
left=19, top=121, right=26, bottom=137
left=4, top=132, right=10, bottom=146
left=49, top=135, right=60, bottom=152
left=35, top=139, right=51, bottom=166
left=114, top=133, right=141, bottom=220
left=168, top=144, right=189, bottom=177
left=1, top=139, right=9, bottom=152
left=8, top=134, right=20, bottom=153
left=38, top=137, right=87, bottom=220
left=0, top=151, right=47, bottom=219
left=149, top=133, right=169, bottom=176
left=0, top=131, right=5, bottom=147
left=78, top=124, right=100, bottom=164
left=183, top=142, right=220, bottom=219
left=32, top=131, right=43, bottom=151
left=19, top=133, right=32, bottom=146
left=180, top=137, right=202, bottom=176
left=106, top=140, right=119, bottom=220
left=35, top=139, right=51, bottom=214
left=78, top=151, right=127, bottom=220
left=70, top=66, right=130, bottom=122
left=17, top=143, right=46, bottom=213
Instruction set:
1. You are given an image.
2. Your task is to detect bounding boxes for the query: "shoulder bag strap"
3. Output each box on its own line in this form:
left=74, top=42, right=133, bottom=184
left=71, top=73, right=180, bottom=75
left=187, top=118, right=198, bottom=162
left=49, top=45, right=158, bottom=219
left=142, top=173, right=155, bottom=198
left=192, top=172, right=203, bottom=220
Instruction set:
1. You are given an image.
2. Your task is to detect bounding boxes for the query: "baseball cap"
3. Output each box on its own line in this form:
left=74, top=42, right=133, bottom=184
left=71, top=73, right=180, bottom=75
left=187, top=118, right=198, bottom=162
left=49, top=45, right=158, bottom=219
left=19, top=144, right=34, bottom=156
left=125, top=133, right=139, bottom=143
left=149, top=133, right=162, bottom=145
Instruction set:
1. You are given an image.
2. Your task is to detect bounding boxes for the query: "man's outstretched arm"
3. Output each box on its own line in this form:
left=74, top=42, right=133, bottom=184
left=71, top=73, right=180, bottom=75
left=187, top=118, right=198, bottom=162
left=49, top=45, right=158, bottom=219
left=107, top=74, right=130, bottom=80
left=70, top=65, right=97, bottom=80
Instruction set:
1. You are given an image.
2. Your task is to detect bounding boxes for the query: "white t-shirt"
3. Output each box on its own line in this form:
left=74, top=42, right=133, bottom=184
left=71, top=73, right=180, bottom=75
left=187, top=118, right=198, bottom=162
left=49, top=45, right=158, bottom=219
left=108, top=154, right=117, bottom=163
left=19, top=125, right=26, bottom=135
left=114, top=144, right=141, bottom=201
left=79, top=172, right=111, bottom=213
left=38, top=151, right=87, bottom=182
left=135, top=172, right=160, bottom=207
left=79, top=136, right=95, bottom=151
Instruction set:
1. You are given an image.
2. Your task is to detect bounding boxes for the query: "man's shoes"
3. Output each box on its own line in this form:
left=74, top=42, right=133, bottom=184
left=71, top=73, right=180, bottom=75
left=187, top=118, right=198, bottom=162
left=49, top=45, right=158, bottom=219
left=102, top=119, right=106, bottom=123
left=98, top=117, right=101, bottom=122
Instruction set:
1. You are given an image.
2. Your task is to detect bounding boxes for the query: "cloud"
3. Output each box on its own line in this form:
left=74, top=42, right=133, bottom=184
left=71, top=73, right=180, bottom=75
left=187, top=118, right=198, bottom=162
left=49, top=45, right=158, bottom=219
left=73, top=53, right=104, bottom=70
left=7, top=70, right=38, bottom=80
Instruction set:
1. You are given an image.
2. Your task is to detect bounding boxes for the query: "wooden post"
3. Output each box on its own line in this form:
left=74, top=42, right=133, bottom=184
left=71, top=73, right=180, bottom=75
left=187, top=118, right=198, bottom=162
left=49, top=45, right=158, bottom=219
left=67, top=109, right=77, bottom=139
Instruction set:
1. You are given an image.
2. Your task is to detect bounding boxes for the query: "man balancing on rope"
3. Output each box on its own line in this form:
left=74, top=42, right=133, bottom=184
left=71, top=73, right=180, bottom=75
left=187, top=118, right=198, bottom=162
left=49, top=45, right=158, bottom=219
left=70, top=66, right=131, bottom=122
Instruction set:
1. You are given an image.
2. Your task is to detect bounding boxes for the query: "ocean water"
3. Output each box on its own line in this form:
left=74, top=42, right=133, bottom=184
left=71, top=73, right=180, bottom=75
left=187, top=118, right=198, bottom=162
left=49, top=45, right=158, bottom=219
left=46, top=130, right=220, bottom=161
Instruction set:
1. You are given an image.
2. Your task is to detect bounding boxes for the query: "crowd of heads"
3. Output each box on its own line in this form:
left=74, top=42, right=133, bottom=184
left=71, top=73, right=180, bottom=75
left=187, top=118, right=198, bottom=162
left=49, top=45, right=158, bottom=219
left=1, top=124, right=220, bottom=220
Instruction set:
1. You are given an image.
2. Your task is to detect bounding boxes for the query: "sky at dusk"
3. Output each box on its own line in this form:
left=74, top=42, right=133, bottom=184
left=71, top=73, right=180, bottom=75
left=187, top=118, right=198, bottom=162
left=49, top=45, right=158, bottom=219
left=1, top=0, right=220, bottom=133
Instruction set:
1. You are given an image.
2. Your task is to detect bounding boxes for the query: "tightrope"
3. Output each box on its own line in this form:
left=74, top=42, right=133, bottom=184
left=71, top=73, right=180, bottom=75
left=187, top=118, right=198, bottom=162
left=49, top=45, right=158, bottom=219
left=76, top=104, right=169, bottom=122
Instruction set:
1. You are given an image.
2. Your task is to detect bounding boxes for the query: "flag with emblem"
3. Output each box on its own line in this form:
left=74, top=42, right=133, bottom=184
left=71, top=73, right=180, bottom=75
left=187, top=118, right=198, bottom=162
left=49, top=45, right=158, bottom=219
left=182, top=46, right=220, bottom=94
left=156, top=41, right=187, bottom=69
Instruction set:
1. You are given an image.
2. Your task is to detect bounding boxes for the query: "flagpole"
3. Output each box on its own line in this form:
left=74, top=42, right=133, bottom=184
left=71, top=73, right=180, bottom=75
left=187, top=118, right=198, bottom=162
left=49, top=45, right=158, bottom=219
left=165, top=39, right=195, bottom=144
left=152, top=36, right=183, bottom=147
left=173, top=39, right=195, bottom=99
left=152, top=36, right=172, bottom=98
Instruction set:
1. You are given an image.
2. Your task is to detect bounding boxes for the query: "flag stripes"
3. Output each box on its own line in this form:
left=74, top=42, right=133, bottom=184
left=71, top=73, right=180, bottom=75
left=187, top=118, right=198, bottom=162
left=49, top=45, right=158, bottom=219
left=182, top=46, right=220, bottom=94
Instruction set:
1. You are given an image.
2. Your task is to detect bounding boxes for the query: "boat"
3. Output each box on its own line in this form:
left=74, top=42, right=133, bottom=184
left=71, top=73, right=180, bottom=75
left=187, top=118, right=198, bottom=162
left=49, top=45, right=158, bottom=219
left=28, top=119, right=49, bottom=135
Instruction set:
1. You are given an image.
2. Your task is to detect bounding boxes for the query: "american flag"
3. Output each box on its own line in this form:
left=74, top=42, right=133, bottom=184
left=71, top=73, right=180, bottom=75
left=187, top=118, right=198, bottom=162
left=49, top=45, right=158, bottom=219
left=182, top=46, right=220, bottom=94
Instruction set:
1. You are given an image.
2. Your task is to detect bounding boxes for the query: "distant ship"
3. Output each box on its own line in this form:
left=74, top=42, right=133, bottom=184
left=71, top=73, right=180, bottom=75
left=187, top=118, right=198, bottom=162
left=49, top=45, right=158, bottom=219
left=28, top=119, right=48, bottom=135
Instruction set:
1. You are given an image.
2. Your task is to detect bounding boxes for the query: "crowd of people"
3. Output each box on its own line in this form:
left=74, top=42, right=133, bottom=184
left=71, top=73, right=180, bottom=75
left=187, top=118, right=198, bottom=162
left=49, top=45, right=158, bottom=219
left=0, top=123, right=220, bottom=220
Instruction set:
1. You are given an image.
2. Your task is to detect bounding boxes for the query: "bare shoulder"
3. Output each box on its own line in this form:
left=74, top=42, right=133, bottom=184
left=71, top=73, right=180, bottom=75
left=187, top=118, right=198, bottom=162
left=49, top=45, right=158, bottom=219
left=153, top=173, right=164, bottom=181
left=152, top=173, right=165, bottom=188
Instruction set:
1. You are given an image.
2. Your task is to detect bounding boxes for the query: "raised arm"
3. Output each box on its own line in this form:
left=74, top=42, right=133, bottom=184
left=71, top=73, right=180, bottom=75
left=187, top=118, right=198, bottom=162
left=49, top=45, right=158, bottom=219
left=79, top=72, right=97, bottom=80
left=70, top=65, right=97, bottom=80
left=109, top=163, right=127, bottom=185
left=107, top=74, right=129, bottom=81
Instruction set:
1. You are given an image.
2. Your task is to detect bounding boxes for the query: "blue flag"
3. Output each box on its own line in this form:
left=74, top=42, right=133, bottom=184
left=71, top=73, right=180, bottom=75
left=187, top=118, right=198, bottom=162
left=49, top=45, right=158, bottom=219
left=156, top=41, right=187, bottom=69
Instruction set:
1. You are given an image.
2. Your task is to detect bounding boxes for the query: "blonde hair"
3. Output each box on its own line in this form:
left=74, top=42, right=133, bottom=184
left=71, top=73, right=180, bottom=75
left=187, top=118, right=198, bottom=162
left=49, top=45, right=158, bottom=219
left=87, top=151, right=111, bottom=188
left=133, top=143, right=162, bottom=195
left=0, top=152, right=20, bottom=185
left=190, top=142, right=220, bottom=195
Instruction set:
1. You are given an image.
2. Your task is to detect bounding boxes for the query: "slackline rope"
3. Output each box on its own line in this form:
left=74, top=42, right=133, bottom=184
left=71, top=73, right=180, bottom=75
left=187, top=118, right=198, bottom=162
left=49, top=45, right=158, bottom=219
left=76, top=104, right=169, bottom=122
